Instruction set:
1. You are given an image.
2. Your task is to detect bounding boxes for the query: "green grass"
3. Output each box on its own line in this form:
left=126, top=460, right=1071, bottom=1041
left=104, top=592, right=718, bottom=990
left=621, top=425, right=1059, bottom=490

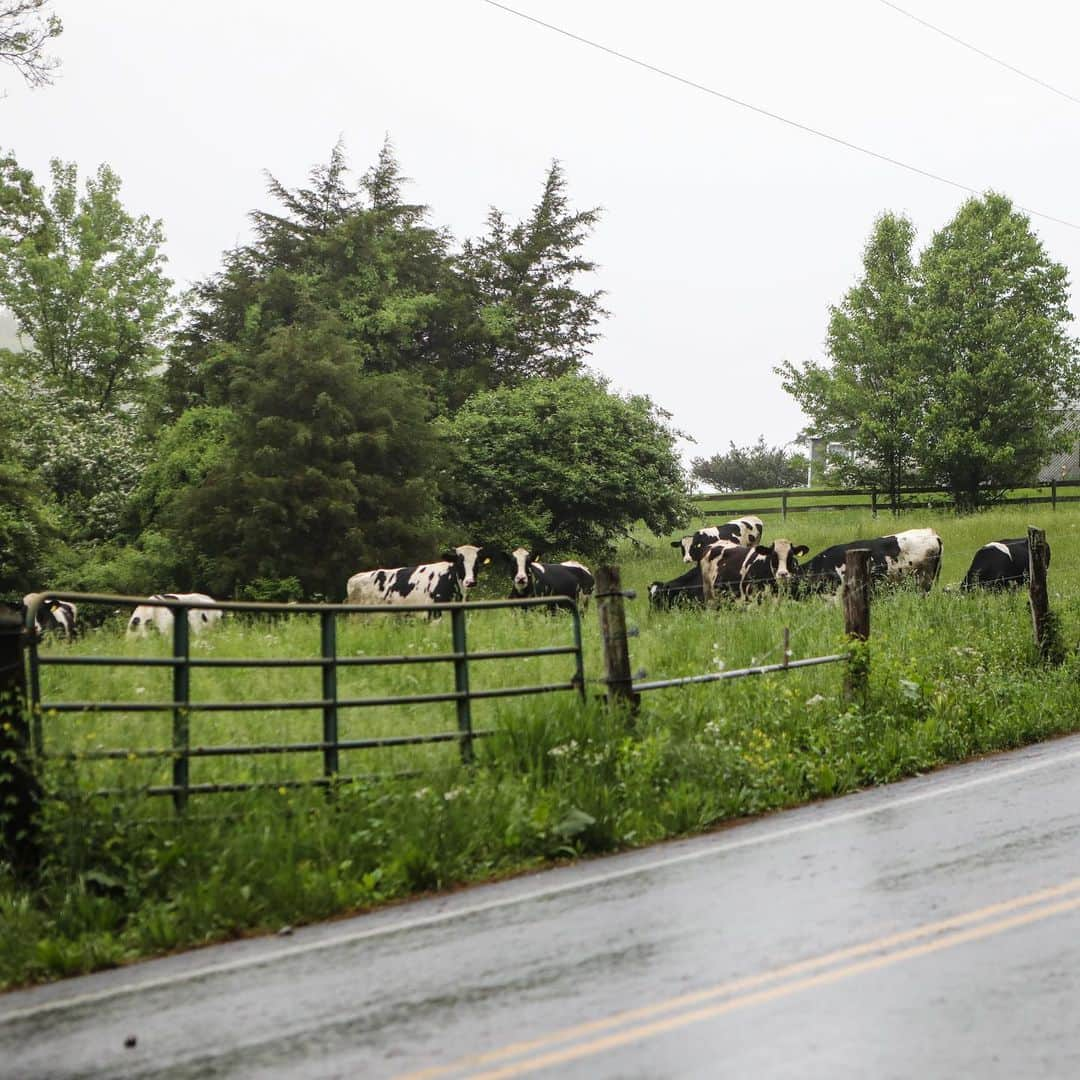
left=2, top=505, right=1079, bottom=990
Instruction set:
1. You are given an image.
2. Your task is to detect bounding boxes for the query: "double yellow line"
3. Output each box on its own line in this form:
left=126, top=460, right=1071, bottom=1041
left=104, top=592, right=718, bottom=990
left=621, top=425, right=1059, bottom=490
left=398, top=876, right=1080, bottom=1079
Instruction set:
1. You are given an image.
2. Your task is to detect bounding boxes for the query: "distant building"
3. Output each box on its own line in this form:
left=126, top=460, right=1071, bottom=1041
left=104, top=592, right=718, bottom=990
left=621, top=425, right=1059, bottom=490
left=1038, top=410, right=1080, bottom=482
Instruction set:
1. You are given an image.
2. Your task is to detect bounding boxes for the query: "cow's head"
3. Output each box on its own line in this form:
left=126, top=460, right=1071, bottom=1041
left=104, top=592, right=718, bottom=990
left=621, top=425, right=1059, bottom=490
left=671, top=536, right=694, bottom=562
left=444, top=544, right=510, bottom=591
left=509, top=546, right=535, bottom=593
left=760, top=540, right=809, bottom=584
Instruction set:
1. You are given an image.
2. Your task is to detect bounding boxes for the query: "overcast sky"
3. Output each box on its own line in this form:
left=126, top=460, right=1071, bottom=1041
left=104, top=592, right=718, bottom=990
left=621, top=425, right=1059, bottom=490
left=4, top=1, right=1080, bottom=462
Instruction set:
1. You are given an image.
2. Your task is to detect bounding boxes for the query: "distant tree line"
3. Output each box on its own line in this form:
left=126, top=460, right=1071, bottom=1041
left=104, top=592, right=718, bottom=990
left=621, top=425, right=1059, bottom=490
left=691, top=438, right=808, bottom=493
left=0, top=141, right=690, bottom=597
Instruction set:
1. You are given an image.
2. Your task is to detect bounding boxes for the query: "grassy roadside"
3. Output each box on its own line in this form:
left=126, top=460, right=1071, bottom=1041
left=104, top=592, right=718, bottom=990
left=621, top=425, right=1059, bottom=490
left=2, top=506, right=1079, bottom=990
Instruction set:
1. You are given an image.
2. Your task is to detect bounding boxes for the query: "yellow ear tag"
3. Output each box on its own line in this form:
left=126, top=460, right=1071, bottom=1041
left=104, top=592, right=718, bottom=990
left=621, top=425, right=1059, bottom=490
left=483, top=558, right=491, bottom=565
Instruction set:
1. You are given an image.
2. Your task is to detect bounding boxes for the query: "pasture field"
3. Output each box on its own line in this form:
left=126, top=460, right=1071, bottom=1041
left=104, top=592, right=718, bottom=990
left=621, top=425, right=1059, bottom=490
left=3, top=506, right=1080, bottom=989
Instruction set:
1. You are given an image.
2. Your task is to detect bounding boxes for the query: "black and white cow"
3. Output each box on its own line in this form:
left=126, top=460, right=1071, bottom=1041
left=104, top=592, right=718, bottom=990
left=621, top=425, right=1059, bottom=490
left=648, top=564, right=705, bottom=609
left=127, top=593, right=223, bottom=636
left=23, top=596, right=78, bottom=639
left=508, top=548, right=594, bottom=607
left=673, top=516, right=765, bottom=564
left=961, top=538, right=1050, bottom=590
left=798, top=528, right=943, bottom=594
left=346, top=544, right=506, bottom=609
left=701, top=540, right=809, bottom=603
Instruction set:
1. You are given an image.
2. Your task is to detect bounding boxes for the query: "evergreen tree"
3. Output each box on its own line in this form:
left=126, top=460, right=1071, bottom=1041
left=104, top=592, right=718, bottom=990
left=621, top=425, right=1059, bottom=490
left=161, top=139, right=477, bottom=417
left=460, top=161, right=606, bottom=384
left=164, top=318, right=443, bottom=597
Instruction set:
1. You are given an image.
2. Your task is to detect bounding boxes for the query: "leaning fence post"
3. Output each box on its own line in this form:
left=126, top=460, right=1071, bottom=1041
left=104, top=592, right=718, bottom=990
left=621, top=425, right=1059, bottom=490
left=172, top=604, right=191, bottom=813
left=1027, top=526, right=1059, bottom=662
left=0, top=605, right=40, bottom=878
left=596, top=566, right=639, bottom=714
left=450, top=606, right=474, bottom=764
left=842, top=548, right=871, bottom=702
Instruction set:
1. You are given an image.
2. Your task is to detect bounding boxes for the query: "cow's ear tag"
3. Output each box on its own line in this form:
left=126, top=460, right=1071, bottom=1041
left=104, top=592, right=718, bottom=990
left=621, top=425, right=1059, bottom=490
left=483, top=558, right=491, bottom=565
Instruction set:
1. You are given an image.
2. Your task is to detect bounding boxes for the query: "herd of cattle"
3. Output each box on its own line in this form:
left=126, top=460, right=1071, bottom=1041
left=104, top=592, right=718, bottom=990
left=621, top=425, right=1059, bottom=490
left=22, top=523, right=1048, bottom=640
left=650, top=516, right=1047, bottom=607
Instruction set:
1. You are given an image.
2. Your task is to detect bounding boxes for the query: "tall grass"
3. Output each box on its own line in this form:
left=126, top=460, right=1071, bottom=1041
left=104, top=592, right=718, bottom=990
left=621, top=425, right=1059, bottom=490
left=2, top=506, right=1078, bottom=989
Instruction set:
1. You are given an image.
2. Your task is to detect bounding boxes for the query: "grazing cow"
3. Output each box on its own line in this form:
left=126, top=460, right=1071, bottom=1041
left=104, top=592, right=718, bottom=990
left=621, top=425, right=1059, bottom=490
left=961, top=538, right=1050, bottom=590
left=23, top=596, right=78, bottom=639
left=345, top=544, right=506, bottom=609
left=701, top=540, right=809, bottom=603
left=648, top=564, right=705, bottom=609
left=673, top=516, right=765, bottom=563
left=508, top=548, right=594, bottom=607
left=127, top=593, right=223, bottom=636
left=798, top=528, right=943, bottom=594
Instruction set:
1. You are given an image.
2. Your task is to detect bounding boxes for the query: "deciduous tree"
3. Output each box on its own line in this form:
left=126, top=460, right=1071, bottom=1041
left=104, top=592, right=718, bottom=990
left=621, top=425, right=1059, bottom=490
left=0, top=154, right=173, bottom=408
left=912, top=193, right=1078, bottom=509
left=779, top=212, right=920, bottom=509
left=0, top=1, right=61, bottom=89
left=442, top=375, right=690, bottom=558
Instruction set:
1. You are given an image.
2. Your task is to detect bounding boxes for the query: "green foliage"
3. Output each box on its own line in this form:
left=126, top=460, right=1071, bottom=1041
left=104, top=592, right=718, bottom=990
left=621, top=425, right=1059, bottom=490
left=691, top=436, right=808, bottom=492
left=165, top=318, right=444, bottom=597
left=442, top=374, right=691, bottom=557
left=459, top=160, right=607, bottom=384
left=0, top=459, right=57, bottom=594
left=0, top=154, right=173, bottom=408
left=162, top=139, right=482, bottom=418
left=779, top=212, right=919, bottom=506
left=781, top=197, right=1080, bottom=510
left=913, top=193, right=1079, bottom=510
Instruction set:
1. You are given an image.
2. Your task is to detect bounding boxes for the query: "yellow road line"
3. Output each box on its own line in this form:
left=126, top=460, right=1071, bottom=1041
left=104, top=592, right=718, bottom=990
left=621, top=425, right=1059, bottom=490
left=467, top=895, right=1080, bottom=1079
left=397, top=876, right=1080, bottom=1080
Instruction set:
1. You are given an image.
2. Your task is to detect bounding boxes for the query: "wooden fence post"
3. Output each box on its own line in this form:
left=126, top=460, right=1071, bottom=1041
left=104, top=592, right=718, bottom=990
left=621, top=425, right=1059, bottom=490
left=842, top=549, right=871, bottom=701
left=1027, top=526, right=1059, bottom=662
left=0, top=605, right=40, bottom=878
left=595, top=566, right=639, bottom=714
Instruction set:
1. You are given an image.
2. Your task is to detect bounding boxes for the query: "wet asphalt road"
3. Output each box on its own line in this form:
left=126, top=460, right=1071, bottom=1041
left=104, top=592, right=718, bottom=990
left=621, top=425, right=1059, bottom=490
left=3, top=734, right=1080, bottom=1079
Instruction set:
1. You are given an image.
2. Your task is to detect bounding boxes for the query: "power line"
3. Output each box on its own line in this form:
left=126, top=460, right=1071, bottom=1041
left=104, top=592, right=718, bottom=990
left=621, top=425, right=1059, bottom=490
left=480, top=0, right=1080, bottom=233
left=877, top=0, right=1080, bottom=108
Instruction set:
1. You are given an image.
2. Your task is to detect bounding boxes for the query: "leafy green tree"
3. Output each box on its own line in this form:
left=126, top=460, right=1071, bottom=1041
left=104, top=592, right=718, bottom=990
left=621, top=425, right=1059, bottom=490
left=442, top=375, right=691, bottom=558
left=0, top=1, right=62, bottom=88
left=691, top=437, right=808, bottom=492
left=779, top=212, right=920, bottom=509
left=0, top=359, right=148, bottom=544
left=165, top=319, right=444, bottom=598
left=0, top=154, right=173, bottom=407
left=912, top=193, right=1078, bottom=509
left=459, top=160, right=607, bottom=384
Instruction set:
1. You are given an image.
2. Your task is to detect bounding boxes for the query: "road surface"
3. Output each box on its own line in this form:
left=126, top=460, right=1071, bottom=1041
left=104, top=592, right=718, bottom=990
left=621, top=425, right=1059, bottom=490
left=3, top=733, right=1079, bottom=1078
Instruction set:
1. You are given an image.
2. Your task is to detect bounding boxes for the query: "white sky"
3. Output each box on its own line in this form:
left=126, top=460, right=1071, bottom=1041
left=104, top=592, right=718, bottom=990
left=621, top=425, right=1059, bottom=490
left=3, top=1, right=1080, bottom=463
